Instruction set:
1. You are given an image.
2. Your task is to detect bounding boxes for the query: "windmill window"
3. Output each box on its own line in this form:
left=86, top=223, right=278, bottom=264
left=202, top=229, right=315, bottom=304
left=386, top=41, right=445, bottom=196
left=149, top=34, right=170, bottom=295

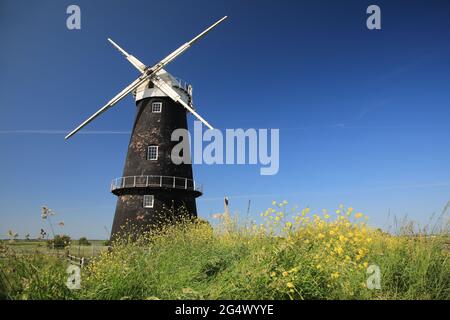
left=147, top=145, right=158, bottom=160
left=143, top=195, right=154, bottom=208
left=152, top=102, right=162, bottom=113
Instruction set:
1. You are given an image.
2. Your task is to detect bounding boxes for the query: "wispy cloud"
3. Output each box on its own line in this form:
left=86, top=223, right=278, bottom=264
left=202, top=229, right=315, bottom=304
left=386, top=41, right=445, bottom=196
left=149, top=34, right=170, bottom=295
left=199, top=192, right=299, bottom=201
left=375, top=181, right=450, bottom=191
left=0, top=130, right=131, bottom=135
left=199, top=181, right=450, bottom=202
left=279, top=124, right=411, bottom=131
left=356, top=99, right=391, bottom=121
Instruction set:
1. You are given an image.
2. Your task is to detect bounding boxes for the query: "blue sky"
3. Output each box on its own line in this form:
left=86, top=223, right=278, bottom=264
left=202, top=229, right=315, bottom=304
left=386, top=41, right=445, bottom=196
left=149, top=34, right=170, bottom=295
left=1, top=0, right=449, bottom=239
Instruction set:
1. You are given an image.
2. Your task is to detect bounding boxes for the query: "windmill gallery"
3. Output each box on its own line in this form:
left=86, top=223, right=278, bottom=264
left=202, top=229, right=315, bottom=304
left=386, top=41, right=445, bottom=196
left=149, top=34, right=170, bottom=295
left=65, top=16, right=278, bottom=239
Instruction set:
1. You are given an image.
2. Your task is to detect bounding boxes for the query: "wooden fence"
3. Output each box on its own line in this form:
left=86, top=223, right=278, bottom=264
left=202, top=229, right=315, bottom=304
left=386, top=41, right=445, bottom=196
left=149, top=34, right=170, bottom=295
left=66, top=254, right=89, bottom=268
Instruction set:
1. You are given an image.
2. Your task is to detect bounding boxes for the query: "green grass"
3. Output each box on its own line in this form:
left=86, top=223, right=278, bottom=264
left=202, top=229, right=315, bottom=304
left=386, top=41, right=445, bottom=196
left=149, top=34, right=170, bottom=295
left=1, top=240, right=108, bottom=257
left=1, top=204, right=449, bottom=300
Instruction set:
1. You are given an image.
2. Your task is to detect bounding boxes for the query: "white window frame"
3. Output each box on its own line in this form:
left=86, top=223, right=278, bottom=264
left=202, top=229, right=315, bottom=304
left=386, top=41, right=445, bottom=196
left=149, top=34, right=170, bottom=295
left=143, top=195, right=154, bottom=208
left=147, top=145, right=158, bottom=160
left=151, top=102, right=162, bottom=113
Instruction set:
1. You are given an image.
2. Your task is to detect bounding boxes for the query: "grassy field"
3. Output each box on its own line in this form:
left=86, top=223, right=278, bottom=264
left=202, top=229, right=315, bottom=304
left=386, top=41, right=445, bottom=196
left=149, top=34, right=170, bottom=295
left=2, top=240, right=109, bottom=257
left=1, top=203, right=448, bottom=300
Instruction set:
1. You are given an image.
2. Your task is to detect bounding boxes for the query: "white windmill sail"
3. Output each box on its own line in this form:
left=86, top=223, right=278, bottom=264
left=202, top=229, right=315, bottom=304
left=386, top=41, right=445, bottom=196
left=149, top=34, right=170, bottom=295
left=64, top=75, right=149, bottom=139
left=107, top=25, right=223, bottom=129
left=147, top=16, right=228, bottom=76
left=106, top=40, right=214, bottom=129
left=149, top=73, right=214, bottom=129
left=107, top=38, right=146, bottom=73
left=65, top=16, right=227, bottom=140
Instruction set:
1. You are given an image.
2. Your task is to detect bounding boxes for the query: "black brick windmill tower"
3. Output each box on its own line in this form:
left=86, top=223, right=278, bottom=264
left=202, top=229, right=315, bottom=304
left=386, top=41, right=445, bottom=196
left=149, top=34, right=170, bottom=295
left=65, top=16, right=227, bottom=238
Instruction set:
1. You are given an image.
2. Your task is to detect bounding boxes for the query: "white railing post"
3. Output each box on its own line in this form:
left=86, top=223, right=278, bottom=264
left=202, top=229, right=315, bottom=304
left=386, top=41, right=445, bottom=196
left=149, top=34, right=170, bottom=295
left=193, top=180, right=196, bottom=190
left=173, top=177, right=176, bottom=188
left=146, top=176, right=149, bottom=187
left=185, top=178, right=187, bottom=189
left=134, top=176, right=136, bottom=187
left=160, top=176, right=162, bottom=187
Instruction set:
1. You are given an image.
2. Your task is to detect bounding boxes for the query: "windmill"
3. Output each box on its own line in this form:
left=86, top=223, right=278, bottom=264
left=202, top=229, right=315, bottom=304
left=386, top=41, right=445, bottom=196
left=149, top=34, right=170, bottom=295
left=65, top=17, right=228, bottom=239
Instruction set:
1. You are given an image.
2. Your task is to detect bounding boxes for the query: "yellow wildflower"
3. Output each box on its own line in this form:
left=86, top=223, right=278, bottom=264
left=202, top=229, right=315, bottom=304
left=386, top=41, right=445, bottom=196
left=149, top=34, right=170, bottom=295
left=331, top=272, right=340, bottom=279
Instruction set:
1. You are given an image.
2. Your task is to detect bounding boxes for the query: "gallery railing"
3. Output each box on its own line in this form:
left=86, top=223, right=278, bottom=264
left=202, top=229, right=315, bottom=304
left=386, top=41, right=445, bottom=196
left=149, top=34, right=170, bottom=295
left=110, top=175, right=202, bottom=193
